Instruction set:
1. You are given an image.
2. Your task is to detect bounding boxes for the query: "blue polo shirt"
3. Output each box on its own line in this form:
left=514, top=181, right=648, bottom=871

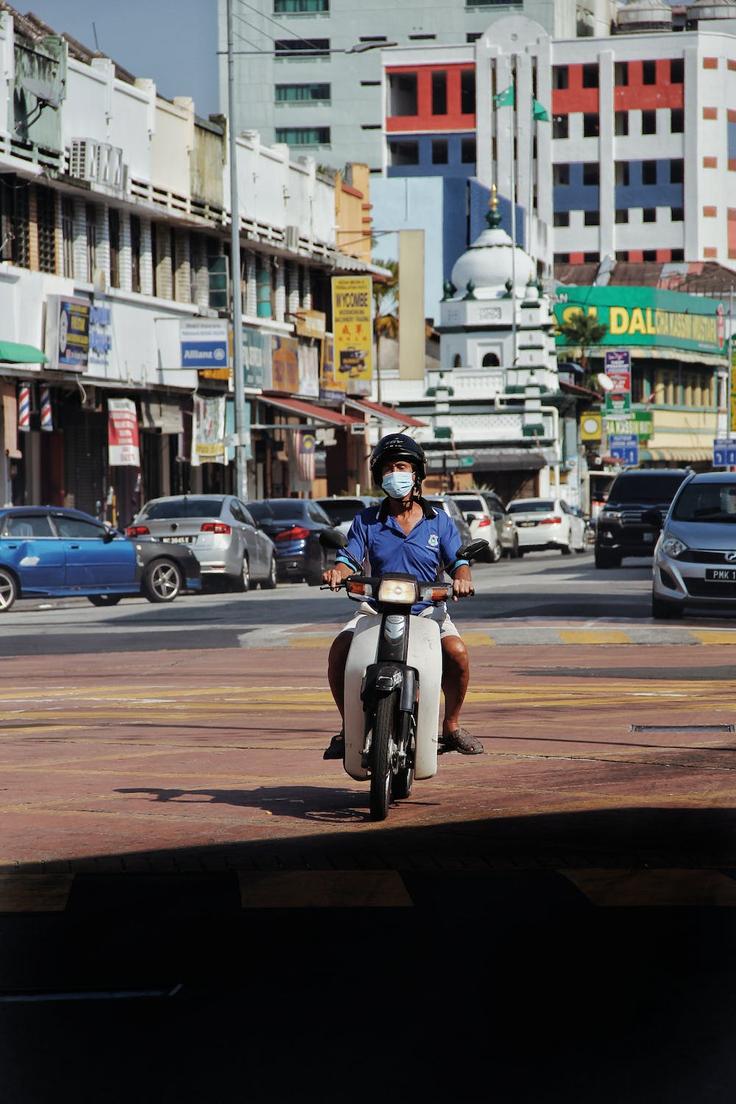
left=336, top=497, right=468, bottom=613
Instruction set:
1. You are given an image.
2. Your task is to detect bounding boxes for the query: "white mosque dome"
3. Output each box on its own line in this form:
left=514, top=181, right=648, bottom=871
left=449, top=192, right=535, bottom=300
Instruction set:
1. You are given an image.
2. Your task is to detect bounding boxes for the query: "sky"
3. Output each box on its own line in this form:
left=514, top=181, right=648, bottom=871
left=22, top=0, right=220, bottom=118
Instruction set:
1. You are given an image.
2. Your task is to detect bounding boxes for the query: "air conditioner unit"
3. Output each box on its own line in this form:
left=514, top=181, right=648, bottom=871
left=285, top=225, right=300, bottom=251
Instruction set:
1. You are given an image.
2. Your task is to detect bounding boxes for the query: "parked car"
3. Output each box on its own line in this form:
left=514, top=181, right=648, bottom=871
left=595, top=469, right=690, bottom=568
left=445, top=492, right=502, bottom=561
left=314, top=495, right=379, bottom=536
left=651, top=471, right=736, bottom=618
left=246, top=498, right=342, bottom=584
left=127, top=494, right=277, bottom=592
left=506, top=497, right=587, bottom=555
left=0, top=506, right=201, bottom=612
left=475, top=492, right=520, bottom=559
left=423, top=495, right=473, bottom=548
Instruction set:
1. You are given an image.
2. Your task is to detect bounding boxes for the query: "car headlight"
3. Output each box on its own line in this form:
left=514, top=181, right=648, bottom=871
left=660, top=536, right=688, bottom=558
left=377, top=576, right=419, bottom=605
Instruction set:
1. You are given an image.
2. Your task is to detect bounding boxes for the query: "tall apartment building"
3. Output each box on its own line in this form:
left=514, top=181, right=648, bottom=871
left=374, top=3, right=736, bottom=315
left=217, top=0, right=613, bottom=172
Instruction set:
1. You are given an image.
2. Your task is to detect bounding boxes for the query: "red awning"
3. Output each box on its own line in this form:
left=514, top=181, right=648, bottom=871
left=345, top=398, right=427, bottom=428
left=259, top=394, right=362, bottom=427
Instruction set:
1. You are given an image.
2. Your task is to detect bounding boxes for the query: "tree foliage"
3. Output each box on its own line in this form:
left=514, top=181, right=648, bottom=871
left=557, top=309, right=608, bottom=371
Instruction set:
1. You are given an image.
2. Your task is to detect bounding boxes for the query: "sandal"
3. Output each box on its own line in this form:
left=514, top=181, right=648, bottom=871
left=440, top=727, right=484, bottom=755
left=323, top=731, right=345, bottom=760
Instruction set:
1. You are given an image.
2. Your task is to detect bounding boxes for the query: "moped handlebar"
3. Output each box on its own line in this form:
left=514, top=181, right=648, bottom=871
left=321, top=574, right=469, bottom=604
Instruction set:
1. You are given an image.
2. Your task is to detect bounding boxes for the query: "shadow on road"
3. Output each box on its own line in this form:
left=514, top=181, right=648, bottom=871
left=116, top=785, right=373, bottom=824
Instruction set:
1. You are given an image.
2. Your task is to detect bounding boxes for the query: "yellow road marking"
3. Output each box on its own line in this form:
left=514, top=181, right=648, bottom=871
left=461, top=631, right=496, bottom=646
left=238, top=871, right=413, bottom=909
left=0, top=874, right=73, bottom=912
left=690, top=630, right=736, bottom=645
left=563, top=869, right=736, bottom=907
left=558, top=630, right=633, bottom=645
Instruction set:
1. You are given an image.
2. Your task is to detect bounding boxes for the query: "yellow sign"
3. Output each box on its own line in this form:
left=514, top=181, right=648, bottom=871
left=331, top=275, right=373, bottom=397
left=580, top=413, right=602, bottom=441
left=730, top=339, right=736, bottom=433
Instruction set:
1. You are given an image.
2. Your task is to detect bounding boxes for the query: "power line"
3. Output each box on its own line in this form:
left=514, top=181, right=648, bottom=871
left=237, top=0, right=326, bottom=51
left=232, top=10, right=278, bottom=44
left=231, top=25, right=263, bottom=52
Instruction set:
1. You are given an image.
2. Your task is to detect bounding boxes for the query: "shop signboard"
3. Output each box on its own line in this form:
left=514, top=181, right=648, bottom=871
left=192, top=395, right=227, bottom=466
left=294, top=310, right=326, bottom=341
left=242, top=329, right=272, bottom=391
left=604, top=390, right=631, bottom=415
left=45, top=295, right=90, bottom=371
left=730, top=337, right=736, bottom=434
left=271, top=335, right=299, bottom=394
left=609, top=433, right=639, bottom=466
left=604, top=411, right=653, bottom=441
left=555, top=287, right=727, bottom=356
left=88, top=299, right=112, bottom=372
left=180, top=319, right=229, bottom=375
left=713, top=438, right=736, bottom=467
left=319, top=334, right=344, bottom=401
left=331, top=275, right=373, bottom=397
left=297, top=343, right=319, bottom=398
left=108, top=399, right=140, bottom=467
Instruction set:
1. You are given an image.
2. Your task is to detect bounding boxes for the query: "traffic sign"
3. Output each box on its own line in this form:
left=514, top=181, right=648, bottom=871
left=609, top=433, right=639, bottom=466
left=713, top=438, right=736, bottom=467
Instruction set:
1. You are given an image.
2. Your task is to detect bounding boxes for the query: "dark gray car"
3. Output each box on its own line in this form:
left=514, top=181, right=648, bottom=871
left=128, top=494, right=277, bottom=592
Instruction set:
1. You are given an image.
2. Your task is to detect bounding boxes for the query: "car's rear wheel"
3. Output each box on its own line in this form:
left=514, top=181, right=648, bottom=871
left=231, top=556, right=250, bottom=593
left=88, top=595, right=122, bottom=607
left=0, top=569, right=18, bottom=612
left=142, top=559, right=183, bottom=603
left=261, top=555, right=278, bottom=590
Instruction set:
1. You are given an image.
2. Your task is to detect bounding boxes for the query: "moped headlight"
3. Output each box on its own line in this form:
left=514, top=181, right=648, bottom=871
left=661, top=536, right=688, bottom=558
left=377, top=577, right=418, bottom=604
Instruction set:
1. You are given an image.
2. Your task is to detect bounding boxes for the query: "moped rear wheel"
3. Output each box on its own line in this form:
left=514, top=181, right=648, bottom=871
left=369, top=691, right=396, bottom=821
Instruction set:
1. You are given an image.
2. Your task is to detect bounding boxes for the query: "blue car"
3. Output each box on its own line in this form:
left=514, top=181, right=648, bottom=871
left=0, top=506, right=202, bottom=612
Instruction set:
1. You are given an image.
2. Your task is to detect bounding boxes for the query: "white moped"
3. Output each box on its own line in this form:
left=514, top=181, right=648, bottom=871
left=320, top=535, right=488, bottom=821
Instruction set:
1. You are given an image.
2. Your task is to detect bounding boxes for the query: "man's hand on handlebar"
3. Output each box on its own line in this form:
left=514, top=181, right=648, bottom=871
left=452, top=565, right=474, bottom=602
left=322, top=562, right=354, bottom=591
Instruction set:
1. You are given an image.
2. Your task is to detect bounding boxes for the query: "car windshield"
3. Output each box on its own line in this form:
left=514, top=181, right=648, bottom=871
left=142, top=498, right=223, bottom=519
left=672, top=483, right=736, bottom=523
left=318, top=500, right=365, bottom=525
left=263, top=501, right=308, bottom=520
left=453, top=498, right=484, bottom=513
left=608, top=474, right=686, bottom=504
left=508, top=500, right=555, bottom=514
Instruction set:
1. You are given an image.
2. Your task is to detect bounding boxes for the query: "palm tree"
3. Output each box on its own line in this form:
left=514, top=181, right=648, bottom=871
left=372, top=259, right=399, bottom=402
left=558, top=310, right=608, bottom=384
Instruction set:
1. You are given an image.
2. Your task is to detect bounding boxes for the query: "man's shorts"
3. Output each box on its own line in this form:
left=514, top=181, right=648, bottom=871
left=341, top=602, right=460, bottom=639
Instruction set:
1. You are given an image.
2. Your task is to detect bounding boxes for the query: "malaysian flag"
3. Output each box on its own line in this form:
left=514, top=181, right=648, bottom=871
left=296, top=431, right=316, bottom=484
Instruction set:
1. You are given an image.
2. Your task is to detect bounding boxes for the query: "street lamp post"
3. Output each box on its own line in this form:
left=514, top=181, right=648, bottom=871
left=226, top=0, right=249, bottom=500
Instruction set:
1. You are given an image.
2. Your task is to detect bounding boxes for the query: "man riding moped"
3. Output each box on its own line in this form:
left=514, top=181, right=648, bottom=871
left=322, top=433, right=484, bottom=760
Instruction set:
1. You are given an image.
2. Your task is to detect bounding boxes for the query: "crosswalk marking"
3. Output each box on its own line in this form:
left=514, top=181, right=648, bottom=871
left=562, top=869, right=736, bottom=907
left=0, top=874, right=73, bottom=912
left=238, top=870, right=414, bottom=909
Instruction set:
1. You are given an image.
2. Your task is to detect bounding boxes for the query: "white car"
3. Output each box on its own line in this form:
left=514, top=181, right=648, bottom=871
left=506, top=497, right=587, bottom=556
left=314, top=495, right=379, bottom=536
left=445, top=493, right=502, bottom=561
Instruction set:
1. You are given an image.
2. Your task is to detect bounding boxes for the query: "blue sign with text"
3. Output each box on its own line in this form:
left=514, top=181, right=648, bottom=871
left=609, top=433, right=639, bottom=466
left=713, top=439, right=736, bottom=466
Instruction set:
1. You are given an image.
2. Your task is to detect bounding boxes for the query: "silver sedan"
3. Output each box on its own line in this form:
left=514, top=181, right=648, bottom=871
left=127, top=494, right=277, bottom=592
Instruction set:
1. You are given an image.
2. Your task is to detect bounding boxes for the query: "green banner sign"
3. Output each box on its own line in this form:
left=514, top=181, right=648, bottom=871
left=555, top=286, right=727, bottom=356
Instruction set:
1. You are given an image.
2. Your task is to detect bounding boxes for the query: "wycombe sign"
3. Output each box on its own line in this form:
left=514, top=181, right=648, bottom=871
left=554, top=287, right=727, bottom=356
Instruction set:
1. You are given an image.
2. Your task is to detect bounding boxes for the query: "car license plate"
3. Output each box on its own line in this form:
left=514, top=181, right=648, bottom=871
left=162, top=536, right=192, bottom=544
left=706, top=568, right=736, bottom=582
left=517, top=520, right=536, bottom=527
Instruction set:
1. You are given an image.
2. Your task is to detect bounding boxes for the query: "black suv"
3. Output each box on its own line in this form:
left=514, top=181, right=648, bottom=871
left=595, top=469, right=690, bottom=568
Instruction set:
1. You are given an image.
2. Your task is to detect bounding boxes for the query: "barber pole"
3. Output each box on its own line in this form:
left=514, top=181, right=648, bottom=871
left=40, top=386, right=53, bottom=431
left=18, top=384, right=31, bottom=432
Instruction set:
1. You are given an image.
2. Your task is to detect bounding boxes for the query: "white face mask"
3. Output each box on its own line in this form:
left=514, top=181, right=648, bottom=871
left=382, top=471, right=415, bottom=499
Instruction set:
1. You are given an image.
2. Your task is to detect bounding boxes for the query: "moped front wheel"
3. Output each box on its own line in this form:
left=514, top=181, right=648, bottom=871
left=369, top=691, right=396, bottom=821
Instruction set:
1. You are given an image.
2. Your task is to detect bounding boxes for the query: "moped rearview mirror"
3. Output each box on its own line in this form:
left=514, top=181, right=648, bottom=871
left=320, top=528, right=348, bottom=549
left=458, top=539, right=492, bottom=563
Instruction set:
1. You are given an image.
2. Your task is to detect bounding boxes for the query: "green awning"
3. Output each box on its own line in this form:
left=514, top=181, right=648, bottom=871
left=0, top=341, right=48, bottom=364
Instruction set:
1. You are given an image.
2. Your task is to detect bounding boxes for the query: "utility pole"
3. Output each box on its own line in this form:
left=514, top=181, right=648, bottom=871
left=226, top=0, right=248, bottom=500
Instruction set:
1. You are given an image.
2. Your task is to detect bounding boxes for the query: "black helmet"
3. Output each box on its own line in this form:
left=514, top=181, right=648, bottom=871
left=369, top=433, right=426, bottom=486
